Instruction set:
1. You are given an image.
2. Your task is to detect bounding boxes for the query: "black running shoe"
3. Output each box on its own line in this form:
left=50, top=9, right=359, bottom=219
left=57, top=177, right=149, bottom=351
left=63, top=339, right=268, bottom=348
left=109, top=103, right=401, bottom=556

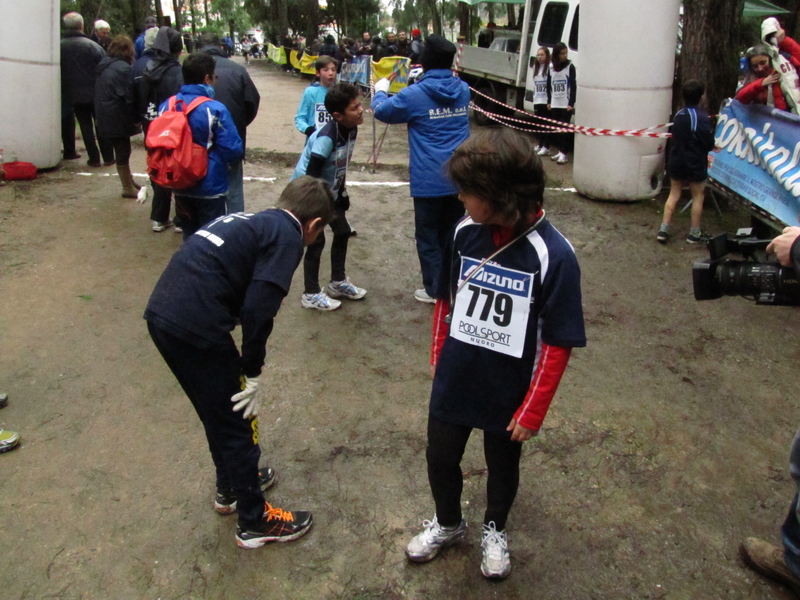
left=235, top=503, right=313, bottom=548
left=686, top=231, right=713, bottom=245
left=213, top=467, right=276, bottom=515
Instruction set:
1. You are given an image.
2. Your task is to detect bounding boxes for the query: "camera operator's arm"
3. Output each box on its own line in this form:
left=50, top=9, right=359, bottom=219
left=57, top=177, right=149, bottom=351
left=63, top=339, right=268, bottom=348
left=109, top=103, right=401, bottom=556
left=767, top=226, right=800, bottom=271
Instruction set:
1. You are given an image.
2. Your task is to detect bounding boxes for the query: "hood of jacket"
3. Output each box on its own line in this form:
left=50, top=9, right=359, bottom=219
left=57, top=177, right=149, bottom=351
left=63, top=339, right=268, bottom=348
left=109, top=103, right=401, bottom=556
left=179, top=83, right=216, bottom=100
left=97, top=55, right=122, bottom=76
left=200, top=45, right=227, bottom=58
left=762, top=17, right=780, bottom=43
left=143, top=55, right=180, bottom=84
left=418, top=70, right=466, bottom=105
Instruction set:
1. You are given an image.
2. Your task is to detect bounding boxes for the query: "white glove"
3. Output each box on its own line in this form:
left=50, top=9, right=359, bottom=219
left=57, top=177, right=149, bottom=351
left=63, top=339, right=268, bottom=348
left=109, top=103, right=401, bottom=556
left=374, top=78, right=391, bottom=95
left=231, top=376, right=260, bottom=419
left=136, top=182, right=149, bottom=204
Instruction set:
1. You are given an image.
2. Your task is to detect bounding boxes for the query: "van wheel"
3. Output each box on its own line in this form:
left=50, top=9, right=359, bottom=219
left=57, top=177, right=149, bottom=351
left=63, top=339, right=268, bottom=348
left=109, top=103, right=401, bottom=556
left=472, top=86, right=496, bottom=126
left=471, top=85, right=512, bottom=126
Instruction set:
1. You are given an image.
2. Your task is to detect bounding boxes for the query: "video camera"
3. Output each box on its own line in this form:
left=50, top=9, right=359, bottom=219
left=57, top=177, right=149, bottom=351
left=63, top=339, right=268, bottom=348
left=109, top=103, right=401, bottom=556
left=692, top=229, right=800, bottom=305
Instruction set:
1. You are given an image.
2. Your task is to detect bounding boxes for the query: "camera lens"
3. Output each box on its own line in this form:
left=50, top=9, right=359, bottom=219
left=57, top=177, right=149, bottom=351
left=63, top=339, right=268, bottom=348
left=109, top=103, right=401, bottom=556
left=716, top=262, right=800, bottom=304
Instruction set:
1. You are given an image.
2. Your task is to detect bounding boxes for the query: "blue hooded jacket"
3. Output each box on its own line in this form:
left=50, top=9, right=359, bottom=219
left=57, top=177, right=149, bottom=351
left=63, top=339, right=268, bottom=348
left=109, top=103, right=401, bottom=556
left=295, top=81, right=330, bottom=134
left=371, top=69, right=470, bottom=197
left=158, top=83, right=244, bottom=198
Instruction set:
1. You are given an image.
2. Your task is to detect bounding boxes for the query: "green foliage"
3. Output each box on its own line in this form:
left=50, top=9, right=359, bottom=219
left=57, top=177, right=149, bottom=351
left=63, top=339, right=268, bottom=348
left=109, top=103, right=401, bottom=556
left=209, top=0, right=252, bottom=34
left=60, top=0, right=152, bottom=37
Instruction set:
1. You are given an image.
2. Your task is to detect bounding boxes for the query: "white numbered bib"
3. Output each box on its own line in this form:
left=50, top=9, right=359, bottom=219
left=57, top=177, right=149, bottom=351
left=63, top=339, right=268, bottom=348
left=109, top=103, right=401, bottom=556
left=315, top=103, right=331, bottom=130
left=550, top=69, right=569, bottom=109
left=532, top=73, right=548, bottom=105
left=450, top=257, right=533, bottom=358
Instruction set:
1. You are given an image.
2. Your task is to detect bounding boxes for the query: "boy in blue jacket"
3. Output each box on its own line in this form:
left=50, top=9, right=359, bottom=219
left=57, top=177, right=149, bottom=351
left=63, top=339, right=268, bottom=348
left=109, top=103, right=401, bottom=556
left=295, top=56, right=339, bottom=141
left=371, top=35, right=470, bottom=304
left=160, top=53, right=243, bottom=239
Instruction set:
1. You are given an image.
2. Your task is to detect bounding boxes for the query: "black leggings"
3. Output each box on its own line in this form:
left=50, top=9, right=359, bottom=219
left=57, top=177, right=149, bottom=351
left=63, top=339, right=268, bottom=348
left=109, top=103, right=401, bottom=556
left=550, top=107, right=574, bottom=154
left=303, top=206, right=351, bottom=294
left=426, top=413, right=522, bottom=531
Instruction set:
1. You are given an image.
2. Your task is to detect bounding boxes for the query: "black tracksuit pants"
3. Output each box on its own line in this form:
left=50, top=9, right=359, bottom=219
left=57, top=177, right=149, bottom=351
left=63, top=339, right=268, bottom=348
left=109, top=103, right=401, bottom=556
left=147, top=322, right=265, bottom=529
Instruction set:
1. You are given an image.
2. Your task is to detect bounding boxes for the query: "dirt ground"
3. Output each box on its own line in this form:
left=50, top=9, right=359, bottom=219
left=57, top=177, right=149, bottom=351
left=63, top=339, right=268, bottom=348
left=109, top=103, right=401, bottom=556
left=2, top=58, right=800, bottom=600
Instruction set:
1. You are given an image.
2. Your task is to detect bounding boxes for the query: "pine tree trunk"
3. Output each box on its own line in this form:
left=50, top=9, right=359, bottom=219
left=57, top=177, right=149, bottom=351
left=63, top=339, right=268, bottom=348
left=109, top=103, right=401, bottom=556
left=506, top=4, right=516, bottom=29
left=680, top=0, right=743, bottom=114
left=171, top=0, right=182, bottom=30
left=458, top=2, right=470, bottom=39
left=306, top=0, right=319, bottom=42
left=428, top=0, right=443, bottom=35
left=153, top=0, right=164, bottom=24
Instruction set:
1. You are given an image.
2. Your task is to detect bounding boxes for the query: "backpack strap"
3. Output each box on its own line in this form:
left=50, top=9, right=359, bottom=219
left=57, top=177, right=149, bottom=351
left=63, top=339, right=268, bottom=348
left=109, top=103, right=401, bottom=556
left=184, top=96, right=212, bottom=115
left=166, top=95, right=211, bottom=114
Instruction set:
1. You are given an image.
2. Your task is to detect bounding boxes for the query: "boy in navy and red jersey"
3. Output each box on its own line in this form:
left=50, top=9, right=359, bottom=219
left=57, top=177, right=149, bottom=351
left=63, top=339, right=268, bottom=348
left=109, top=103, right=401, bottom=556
left=657, top=79, right=718, bottom=245
left=144, top=177, right=333, bottom=549
left=405, top=128, right=586, bottom=579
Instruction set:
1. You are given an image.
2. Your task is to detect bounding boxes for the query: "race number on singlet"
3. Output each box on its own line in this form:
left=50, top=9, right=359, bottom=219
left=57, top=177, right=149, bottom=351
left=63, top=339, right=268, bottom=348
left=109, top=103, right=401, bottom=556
left=315, top=103, right=332, bottom=130
left=450, top=257, right=533, bottom=358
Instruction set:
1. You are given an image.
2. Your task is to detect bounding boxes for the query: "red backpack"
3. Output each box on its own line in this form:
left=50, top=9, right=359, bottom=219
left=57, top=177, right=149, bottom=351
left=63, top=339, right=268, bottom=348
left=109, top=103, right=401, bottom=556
left=146, top=96, right=211, bottom=189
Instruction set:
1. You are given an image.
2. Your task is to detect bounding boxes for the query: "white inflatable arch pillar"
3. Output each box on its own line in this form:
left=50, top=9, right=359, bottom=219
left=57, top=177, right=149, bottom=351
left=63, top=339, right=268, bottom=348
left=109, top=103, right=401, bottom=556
left=0, top=0, right=62, bottom=168
left=573, top=0, right=682, bottom=201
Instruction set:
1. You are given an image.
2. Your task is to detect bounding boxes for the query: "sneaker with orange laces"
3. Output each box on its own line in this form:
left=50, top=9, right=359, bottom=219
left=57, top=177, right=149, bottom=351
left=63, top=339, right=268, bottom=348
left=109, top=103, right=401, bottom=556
left=235, top=502, right=313, bottom=548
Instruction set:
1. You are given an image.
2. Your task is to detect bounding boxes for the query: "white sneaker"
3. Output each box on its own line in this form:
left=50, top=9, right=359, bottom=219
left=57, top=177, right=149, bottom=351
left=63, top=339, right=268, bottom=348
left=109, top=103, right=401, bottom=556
left=152, top=220, right=173, bottom=232
left=481, top=522, right=511, bottom=579
left=536, top=146, right=551, bottom=156
left=550, top=152, right=563, bottom=162
left=406, top=516, right=467, bottom=562
left=301, top=291, right=342, bottom=311
left=534, top=144, right=543, bottom=152
left=414, top=289, right=435, bottom=304
left=327, top=278, right=367, bottom=300
left=557, top=152, right=569, bottom=165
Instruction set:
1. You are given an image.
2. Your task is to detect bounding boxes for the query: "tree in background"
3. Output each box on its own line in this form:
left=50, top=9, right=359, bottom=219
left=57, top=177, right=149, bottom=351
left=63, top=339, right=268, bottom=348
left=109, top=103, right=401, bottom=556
left=679, top=0, right=744, bottom=115
left=61, top=0, right=151, bottom=37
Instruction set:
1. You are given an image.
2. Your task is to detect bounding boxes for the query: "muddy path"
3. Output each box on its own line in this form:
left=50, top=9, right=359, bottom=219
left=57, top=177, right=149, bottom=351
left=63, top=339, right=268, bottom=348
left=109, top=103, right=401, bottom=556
left=1, top=59, right=799, bottom=599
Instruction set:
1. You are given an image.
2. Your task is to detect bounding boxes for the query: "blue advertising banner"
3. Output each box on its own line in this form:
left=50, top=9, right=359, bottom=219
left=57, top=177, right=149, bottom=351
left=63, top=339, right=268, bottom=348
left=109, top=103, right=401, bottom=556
left=339, top=56, right=370, bottom=87
left=709, top=99, right=800, bottom=226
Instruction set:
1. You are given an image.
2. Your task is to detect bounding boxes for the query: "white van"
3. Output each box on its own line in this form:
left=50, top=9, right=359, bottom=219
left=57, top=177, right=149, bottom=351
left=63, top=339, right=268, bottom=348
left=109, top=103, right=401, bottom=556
left=455, top=0, right=579, bottom=120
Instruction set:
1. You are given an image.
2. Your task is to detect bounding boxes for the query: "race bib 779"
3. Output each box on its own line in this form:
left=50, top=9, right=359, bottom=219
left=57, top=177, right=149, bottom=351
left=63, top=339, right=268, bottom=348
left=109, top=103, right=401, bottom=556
left=449, top=257, right=534, bottom=358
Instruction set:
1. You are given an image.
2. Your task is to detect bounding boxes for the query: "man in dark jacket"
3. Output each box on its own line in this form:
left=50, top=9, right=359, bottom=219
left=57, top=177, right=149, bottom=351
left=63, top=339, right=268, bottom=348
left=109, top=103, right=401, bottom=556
left=319, top=35, right=340, bottom=62
left=371, top=35, right=469, bottom=304
left=396, top=31, right=411, bottom=57
left=90, top=20, right=111, bottom=51
left=133, top=27, right=184, bottom=232
left=371, top=36, right=387, bottom=61
left=199, top=32, right=261, bottom=214
left=385, top=32, right=398, bottom=56
left=356, top=32, right=373, bottom=56
left=61, top=12, right=107, bottom=166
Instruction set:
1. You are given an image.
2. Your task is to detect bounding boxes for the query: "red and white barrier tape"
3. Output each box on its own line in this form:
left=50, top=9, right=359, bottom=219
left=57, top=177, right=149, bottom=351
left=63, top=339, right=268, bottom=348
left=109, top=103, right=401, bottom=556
left=469, top=86, right=673, bottom=138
